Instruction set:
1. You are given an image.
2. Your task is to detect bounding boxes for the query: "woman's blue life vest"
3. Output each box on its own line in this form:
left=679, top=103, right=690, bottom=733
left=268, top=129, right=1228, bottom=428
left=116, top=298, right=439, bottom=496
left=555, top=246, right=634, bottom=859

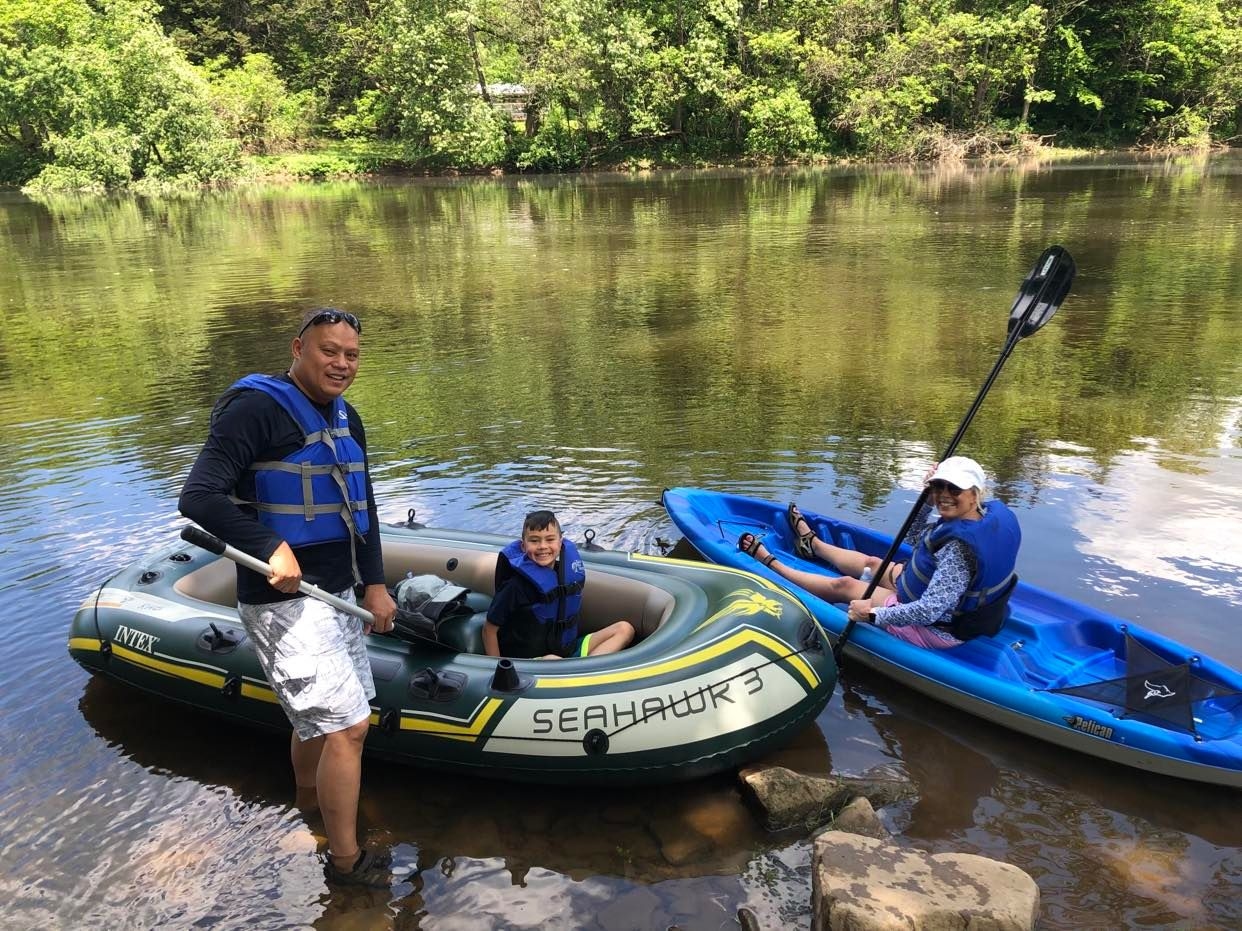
left=219, top=374, right=371, bottom=548
left=894, top=499, right=1021, bottom=640
left=493, top=538, right=586, bottom=658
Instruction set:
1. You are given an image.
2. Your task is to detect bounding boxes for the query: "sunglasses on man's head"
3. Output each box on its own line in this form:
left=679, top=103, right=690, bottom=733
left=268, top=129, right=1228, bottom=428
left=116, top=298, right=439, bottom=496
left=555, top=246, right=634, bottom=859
left=929, top=480, right=965, bottom=496
left=297, top=309, right=362, bottom=339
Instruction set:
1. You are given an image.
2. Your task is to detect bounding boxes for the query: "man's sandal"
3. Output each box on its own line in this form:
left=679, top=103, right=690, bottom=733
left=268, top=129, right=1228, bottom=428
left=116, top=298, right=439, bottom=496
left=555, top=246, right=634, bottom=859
left=787, top=503, right=817, bottom=559
left=737, top=532, right=777, bottom=568
left=325, top=848, right=394, bottom=888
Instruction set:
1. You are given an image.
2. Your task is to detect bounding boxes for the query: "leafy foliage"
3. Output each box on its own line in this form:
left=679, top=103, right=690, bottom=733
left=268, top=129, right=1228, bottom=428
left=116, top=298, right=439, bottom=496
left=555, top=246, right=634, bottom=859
left=1, top=0, right=239, bottom=190
left=205, top=54, right=317, bottom=154
left=3, top=0, right=1240, bottom=187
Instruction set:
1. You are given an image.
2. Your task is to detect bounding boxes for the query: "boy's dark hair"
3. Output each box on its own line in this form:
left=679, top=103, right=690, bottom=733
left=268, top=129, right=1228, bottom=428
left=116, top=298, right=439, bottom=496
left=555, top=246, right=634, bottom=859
left=523, top=509, right=560, bottom=534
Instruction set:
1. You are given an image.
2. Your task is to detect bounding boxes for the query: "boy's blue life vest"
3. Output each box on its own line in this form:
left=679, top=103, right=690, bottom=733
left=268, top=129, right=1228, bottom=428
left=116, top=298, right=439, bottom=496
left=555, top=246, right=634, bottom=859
left=894, top=499, right=1021, bottom=640
left=494, top=538, right=586, bottom=657
left=222, top=374, right=371, bottom=548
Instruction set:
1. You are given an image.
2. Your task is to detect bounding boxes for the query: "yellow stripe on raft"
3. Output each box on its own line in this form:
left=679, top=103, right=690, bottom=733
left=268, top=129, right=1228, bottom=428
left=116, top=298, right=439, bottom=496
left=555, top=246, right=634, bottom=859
left=77, top=638, right=280, bottom=703
left=536, top=627, right=820, bottom=690
left=398, top=697, right=504, bottom=739
left=240, top=683, right=279, bottom=704
left=110, top=644, right=227, bottom=688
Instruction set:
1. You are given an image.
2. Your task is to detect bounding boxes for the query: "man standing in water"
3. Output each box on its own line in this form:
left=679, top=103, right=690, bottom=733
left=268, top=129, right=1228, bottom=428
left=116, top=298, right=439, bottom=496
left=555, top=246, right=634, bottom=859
left=180, top=308, right=397, bottom=887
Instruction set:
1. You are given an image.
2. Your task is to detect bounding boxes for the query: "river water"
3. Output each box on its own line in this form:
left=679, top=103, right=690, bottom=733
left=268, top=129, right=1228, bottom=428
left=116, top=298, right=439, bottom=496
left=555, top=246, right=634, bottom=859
left=1, top=155, right=1239, bottom=929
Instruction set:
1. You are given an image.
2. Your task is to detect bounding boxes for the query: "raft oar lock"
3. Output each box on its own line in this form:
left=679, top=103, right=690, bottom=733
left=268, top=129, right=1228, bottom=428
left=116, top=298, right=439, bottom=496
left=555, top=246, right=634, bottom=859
left=409, top=667, right=466, bottom=702
left=198, top=622, right=246, bottom=655
left=489, top=659, right=533, bottom=694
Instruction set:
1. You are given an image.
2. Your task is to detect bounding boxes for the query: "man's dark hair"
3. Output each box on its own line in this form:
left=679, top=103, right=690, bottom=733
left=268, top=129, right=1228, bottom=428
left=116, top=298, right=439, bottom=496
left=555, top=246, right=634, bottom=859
left=523, top=510, right=560, bottom=534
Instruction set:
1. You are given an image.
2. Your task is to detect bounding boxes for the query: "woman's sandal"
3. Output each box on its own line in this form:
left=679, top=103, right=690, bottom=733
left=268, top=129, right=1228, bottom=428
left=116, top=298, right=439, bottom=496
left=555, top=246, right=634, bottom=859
left=737, top=532, right=777, bottom=568
left=787, top=503, right=818, bottom=559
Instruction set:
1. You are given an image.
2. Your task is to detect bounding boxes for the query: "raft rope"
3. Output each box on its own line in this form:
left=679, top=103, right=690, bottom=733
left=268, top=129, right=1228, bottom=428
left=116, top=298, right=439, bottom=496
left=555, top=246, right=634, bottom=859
left=90, top=575, right=114, bottom=652
left=480, top=641, right=825, bottom=746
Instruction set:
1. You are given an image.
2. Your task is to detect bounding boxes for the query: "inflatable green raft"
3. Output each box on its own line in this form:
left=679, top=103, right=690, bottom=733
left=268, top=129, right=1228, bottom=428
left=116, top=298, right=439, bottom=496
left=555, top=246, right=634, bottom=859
left=68, top=521, right=835, bottom=785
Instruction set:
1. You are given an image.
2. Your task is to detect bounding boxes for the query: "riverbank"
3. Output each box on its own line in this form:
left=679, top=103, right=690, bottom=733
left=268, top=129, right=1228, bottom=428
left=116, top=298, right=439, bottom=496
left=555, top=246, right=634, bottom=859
left=6, top=136, right=1129, bottom=196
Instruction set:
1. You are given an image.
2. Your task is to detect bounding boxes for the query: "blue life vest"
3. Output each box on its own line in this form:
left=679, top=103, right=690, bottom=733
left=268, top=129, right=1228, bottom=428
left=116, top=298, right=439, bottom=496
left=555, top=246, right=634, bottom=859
left=494, top=538, right=586, bottom=657
left=895, top=500, right=1021, bottom=640
left=224, top=374, right=371, bottom=547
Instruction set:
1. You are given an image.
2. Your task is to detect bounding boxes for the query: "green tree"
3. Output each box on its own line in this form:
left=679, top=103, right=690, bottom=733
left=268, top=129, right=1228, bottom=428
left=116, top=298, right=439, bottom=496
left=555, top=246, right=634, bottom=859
left=1, top=0, right=238, bottom=189
left=205, top=53, right=316, bottom=153
left=1033, top=0, right=1242, bottom=146
left=159, top=0, right=383, bottom=119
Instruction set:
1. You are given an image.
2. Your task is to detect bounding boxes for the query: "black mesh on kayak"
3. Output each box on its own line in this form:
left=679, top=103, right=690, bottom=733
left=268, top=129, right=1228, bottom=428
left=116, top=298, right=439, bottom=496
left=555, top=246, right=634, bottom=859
left=1051, top=632, right=1241, bottom=737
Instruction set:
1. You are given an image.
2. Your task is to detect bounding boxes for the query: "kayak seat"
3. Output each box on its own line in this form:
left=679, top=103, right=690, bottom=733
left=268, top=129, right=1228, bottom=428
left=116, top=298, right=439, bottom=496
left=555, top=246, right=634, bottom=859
left=948, top=637, right=1030, bottom=683
left=1043, top=648, right=1122, bottom=689
left=996, top=643, right=1119, bottom=689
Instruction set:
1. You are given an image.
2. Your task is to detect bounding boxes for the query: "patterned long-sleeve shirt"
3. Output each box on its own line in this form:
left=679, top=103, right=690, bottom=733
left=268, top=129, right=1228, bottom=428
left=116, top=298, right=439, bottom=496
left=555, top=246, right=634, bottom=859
left=871, top=504, right=979, bottom=642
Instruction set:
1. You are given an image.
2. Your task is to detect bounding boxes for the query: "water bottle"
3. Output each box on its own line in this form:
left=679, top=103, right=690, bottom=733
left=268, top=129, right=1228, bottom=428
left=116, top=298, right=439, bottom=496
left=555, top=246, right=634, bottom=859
left=859, top=566, right=874, bottom=584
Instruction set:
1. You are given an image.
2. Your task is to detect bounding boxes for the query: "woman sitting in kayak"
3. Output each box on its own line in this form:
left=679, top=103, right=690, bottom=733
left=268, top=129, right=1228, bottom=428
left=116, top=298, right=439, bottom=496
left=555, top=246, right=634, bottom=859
left=737, top=456, right=1020, bottom=649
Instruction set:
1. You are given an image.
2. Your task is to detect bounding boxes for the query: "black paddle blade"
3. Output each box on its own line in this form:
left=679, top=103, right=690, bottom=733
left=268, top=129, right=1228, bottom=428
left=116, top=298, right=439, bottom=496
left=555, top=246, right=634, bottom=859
left=1008, top=245, right=1076, bottom=338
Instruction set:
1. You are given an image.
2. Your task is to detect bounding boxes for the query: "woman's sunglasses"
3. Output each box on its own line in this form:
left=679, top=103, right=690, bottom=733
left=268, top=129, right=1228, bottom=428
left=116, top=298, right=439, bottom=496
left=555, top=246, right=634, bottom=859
left=297, top=309, right=362, bottom=339
left=929, top=480, right=965, bottom=496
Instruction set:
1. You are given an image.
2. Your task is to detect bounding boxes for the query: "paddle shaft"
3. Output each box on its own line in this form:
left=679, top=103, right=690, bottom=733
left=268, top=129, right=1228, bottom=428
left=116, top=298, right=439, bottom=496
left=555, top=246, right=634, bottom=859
left=831, top=248, right=1072, bottom=662
left=179, top=525, right=376, bottom=625
left=834, top=327, right=1022, bottom=647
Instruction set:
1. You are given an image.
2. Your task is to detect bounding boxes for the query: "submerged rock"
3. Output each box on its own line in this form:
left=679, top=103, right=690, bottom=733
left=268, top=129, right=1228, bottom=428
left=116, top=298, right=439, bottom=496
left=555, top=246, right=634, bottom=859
left=811, top=833, right=1039, bottom=931
left=819, top=795, right=887, bottom=840
left=738, top=764, right=915, bottom=832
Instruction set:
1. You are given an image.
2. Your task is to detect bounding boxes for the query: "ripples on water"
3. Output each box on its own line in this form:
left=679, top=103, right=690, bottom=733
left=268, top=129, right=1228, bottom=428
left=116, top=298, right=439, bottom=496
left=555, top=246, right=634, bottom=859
left=1, top=159, right=1240, bottom=929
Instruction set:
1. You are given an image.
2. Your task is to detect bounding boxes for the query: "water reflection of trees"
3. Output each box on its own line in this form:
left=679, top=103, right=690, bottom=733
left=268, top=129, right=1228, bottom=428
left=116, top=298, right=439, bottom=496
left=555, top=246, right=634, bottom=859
left=2, top=160, right=1239, bottom=506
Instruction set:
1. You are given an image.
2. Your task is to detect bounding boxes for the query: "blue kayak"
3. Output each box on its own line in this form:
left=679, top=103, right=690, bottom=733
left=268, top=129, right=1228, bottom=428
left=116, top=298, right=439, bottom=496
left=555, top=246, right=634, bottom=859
left=662, top=487, right=1242, bottom=789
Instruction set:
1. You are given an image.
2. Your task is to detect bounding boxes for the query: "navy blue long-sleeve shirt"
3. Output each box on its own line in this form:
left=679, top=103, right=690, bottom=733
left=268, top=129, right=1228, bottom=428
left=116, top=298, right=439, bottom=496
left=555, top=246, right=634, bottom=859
left=178, top=373, right=385, bottom=604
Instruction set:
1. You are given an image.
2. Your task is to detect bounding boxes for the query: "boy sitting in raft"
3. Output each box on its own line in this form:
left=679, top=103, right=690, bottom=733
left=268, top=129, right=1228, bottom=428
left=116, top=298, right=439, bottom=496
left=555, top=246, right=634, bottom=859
left=483, top=510, right=635, bottom=659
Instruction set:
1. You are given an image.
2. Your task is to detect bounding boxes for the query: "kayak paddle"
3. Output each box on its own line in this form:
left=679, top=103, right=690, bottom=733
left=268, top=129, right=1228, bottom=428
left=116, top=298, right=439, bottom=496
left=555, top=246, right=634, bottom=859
left=831, top=245, right=1076, bottom=664
left=180, top=525, right=378, bottom=625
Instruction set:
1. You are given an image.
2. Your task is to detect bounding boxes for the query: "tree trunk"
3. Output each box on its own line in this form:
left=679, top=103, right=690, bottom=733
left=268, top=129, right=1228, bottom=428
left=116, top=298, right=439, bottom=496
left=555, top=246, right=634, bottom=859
left=467, top=23, right=490, bottom=104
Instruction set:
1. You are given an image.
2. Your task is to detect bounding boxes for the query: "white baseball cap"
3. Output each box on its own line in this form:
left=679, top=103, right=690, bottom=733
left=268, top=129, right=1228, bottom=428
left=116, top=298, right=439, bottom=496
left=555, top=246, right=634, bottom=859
left=929, top=456, right=987, bottom=492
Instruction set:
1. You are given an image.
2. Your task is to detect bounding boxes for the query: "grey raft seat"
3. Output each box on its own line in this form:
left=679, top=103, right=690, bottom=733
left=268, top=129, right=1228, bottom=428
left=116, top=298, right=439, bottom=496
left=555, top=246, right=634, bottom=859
left=434, top=592, right=490, bottom=654
left=173, top=538, right=677, bottom=656
left=415, top=566, right=677, bottom=655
